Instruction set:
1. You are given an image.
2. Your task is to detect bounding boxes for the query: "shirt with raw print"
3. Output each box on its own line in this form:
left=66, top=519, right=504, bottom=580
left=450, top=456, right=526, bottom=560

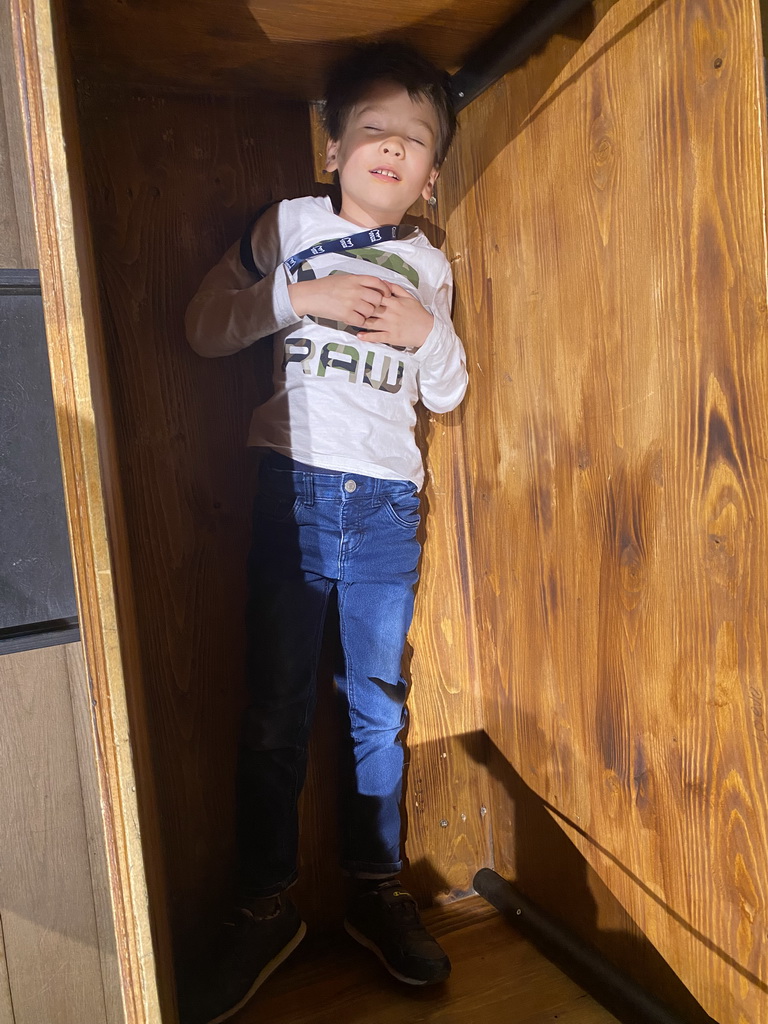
left=185, top=195, right=468, bottom=488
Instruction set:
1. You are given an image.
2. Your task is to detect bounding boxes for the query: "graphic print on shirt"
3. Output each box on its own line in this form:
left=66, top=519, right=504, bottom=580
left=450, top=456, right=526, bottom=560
left=281, top=245, right=420, bottom=394
left=282, top=337, right=405, bottom=394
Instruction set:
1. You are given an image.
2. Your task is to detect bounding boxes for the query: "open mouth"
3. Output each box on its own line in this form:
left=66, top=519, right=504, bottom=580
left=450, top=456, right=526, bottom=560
left=370, top=168, right=400, bottom=181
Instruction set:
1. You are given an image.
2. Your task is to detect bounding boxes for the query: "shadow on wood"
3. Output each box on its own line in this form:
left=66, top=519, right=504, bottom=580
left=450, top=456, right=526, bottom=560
left=460, top=729, right=716, bottom=1024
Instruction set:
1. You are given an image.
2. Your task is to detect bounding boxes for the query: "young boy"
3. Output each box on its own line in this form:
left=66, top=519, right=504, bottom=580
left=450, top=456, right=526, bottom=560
left=184, top=41, right=467, bottom=1024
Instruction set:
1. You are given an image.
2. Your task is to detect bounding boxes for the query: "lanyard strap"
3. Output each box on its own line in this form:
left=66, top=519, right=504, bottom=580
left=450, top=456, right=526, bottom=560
left=239, top=202, right=416, bottom=279
left=283, top=223, right=416, bottom=275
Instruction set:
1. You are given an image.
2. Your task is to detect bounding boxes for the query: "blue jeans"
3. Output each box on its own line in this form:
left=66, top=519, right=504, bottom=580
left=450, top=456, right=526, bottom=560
left=236, top=451, right=421, bottom=898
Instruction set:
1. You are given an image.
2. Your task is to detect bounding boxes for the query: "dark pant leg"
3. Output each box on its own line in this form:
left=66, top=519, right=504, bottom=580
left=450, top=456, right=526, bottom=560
left=236, top=487, right=334, bottom=898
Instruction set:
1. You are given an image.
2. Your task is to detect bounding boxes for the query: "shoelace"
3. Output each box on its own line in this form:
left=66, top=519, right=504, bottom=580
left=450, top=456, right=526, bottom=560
left=382, top=892, right=422, bottom=929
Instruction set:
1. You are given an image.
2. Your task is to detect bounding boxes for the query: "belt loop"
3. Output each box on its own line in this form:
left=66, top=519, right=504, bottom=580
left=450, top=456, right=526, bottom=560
left=304, top=472, right=314, bottom=507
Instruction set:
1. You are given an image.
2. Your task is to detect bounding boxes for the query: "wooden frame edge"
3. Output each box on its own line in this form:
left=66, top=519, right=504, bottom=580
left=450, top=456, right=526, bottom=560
left=9, top=0, right=167, bottom=1021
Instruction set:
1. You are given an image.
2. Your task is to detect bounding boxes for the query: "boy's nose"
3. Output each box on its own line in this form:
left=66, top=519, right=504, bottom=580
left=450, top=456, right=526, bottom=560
left=381, top=138, right=404, bottom=158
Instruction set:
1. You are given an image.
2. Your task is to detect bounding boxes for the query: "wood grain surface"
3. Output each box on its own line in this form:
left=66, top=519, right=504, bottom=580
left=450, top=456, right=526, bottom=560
left=0, top=645, right=109, bottom=1024
left=405, top=398, right=491, bottom=903
left=1, top=5, right=122, bottom=1020
left=246, top=895, right=621, bottom=1024
left=0, top=76, right=24, bottom=267
left=437, top=0, right=768, bottom=1019
left=61, top=0, right=529, bottom=96
left=11, top=0, right=166, bottom=1018
left=65, top=642, right=125, bottom=1024
left=74, top=81, right=316, bottom=949
left=0, top=0, right=37, bottom=267
left=482, top=738, right=715, bottom=1022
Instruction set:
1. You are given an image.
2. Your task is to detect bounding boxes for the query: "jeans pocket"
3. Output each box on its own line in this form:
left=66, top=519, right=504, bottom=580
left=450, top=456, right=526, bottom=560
left=383, top=492, right=421, bottom=529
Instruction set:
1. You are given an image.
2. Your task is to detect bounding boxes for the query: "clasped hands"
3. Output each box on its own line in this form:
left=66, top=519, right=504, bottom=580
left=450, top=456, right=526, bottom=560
left=287, top=274, right=433, bottom=350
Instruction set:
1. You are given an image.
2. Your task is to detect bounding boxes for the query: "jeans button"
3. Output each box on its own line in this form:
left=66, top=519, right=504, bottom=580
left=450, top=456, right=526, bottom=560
left=344, top=479, right=357, bottom=493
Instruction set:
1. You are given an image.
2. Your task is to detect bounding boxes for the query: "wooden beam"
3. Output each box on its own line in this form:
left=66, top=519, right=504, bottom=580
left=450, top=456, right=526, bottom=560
left=8, top=0, right=168, bottom=1019
left=61, top=0, right=530, bottom=94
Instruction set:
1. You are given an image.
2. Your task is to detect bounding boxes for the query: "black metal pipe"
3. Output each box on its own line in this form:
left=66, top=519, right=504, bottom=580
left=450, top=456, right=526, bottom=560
left=450, top=0, right=592, bottom=112
left=473, top=868, right=716, bottom=1024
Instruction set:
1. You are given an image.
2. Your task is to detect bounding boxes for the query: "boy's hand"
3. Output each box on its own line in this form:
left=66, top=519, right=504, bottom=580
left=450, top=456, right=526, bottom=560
left=288, top=274, right=392, bottom=327
left=357, top=283, right=434, bottom=350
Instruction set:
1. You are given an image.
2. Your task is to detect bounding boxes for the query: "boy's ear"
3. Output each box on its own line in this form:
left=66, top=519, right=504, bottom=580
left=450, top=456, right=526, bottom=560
left=325, top=138, right=339, bottom=173
left=421, top=167, right=440, bottom=202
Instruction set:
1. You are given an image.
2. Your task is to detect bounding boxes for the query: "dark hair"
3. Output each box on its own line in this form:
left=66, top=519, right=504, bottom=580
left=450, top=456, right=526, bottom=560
left=322, top=41, right=457, bottom=166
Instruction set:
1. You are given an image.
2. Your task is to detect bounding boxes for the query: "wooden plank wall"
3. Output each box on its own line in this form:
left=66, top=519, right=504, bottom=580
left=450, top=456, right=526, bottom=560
left=10, top=0, right=172, bottom=1014
left=0, top=0, right=35, bottom=270
left=401, top=323, right=492, bottom=904
left=438, top=0, right=768, bottom=1020
left=0, top=4, right=127, bottom=1020
left=74, top=82, right=313, bottom=952
left=0, top=645, right=123, bottom=1024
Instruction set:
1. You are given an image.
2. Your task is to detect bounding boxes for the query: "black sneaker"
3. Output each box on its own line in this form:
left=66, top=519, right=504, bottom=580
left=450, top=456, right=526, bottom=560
left=344, top=881, right=451, bottom=985
left=178, top=899, right=306, bottom=1024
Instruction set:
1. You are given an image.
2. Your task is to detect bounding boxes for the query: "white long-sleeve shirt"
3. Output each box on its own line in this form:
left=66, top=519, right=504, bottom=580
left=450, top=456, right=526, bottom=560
left=185, top=195, right=467, bottom=488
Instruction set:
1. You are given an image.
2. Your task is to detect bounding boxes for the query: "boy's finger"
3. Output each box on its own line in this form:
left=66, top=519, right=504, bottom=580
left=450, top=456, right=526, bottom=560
left=388, top=283, right=412, bottom=298
left=360, top=288, right=388, bottom=307
left=355, top=291, right=385, bottom=313
left=367, top=310, right=396, bottom=328
left=358, top=276, right=393, bottom=296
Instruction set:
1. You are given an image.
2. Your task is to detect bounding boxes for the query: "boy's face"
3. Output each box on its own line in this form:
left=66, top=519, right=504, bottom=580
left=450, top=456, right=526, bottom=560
left=325, top=81, right=440, bottom=227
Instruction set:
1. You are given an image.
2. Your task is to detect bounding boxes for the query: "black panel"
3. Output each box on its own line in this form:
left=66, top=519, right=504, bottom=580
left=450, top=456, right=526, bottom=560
left=0, top=620, right=81, bottom=657
left=0, top=268, right=79, bottom=643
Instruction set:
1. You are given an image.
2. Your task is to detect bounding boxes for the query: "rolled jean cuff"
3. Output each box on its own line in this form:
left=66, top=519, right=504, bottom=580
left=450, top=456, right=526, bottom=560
left=237, top=869, right=298, bottom=901
left=343, top=860, right=403, bottom=879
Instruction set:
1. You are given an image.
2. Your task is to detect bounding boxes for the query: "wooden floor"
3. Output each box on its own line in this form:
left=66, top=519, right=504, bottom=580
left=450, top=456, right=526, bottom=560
left=237, top=896, right=620, bottom=1024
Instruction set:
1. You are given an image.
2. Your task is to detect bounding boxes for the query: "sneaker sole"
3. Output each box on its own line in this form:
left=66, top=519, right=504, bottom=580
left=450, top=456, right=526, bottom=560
left=205, top=920, right=307, bottom=1024
left=343, top=920, right=449, bottom=986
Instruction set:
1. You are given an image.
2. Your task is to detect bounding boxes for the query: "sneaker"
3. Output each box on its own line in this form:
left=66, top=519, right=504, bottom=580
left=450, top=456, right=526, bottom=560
left=178, top=899, right=306, bottom=1024
left=344, top=881, right=451, bottom=985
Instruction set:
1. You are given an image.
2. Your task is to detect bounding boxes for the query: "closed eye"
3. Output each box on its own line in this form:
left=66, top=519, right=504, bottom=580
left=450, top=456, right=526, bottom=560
left=409, top=137, right=425, bottom=145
